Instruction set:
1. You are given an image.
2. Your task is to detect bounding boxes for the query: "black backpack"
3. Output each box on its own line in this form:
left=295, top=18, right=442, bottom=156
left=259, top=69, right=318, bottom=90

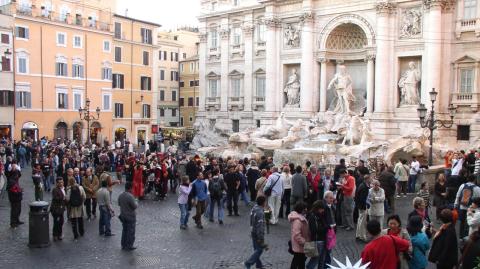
left=210, top=178, right=222, bottom=198
left=69, top=185, right=82, bottom=207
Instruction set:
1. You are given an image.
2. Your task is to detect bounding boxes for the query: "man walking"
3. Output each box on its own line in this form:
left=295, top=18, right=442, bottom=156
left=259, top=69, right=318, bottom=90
left=118, top=182, right=138, bottom=250
left=355, top=175, right=370, bottom=242
left=192, top=172, right=208, bottom=229
left=245, top=196, right=268, bottom=269
left=97, top=180, right=115, bottom=236
left=208, top=169, right=226, bottom=224
left=408, top=156, right=420, bottom=193
left=83, top=167, right=99, bottom=220
left=290, top=166, right=308, bottom=207
left=66, top=179, right=86, bottom=240
left=338, top=169, right=355, bottom=231
left=263, top=167, right=283, bottom=225
left=224, top=165, right=241, bottom=216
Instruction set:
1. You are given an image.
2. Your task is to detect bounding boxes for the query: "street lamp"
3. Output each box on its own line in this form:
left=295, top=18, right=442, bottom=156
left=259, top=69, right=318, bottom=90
left=417, top=88, right=456, bottom=166
left=78, top=98, right=101, bottom=145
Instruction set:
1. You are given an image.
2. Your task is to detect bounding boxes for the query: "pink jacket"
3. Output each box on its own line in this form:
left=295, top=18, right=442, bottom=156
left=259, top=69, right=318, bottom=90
left=288, top=211, right=310, bottom=253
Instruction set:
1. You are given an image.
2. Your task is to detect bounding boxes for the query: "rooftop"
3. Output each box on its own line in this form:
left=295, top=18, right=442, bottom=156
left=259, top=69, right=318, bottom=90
left=114, top=14, right=161, bottom=27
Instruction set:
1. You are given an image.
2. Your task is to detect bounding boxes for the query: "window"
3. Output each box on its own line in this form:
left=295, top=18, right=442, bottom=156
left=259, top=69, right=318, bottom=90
left=114, top=22, right=122, bottom=39
left=209, top=30, right=218, bottom=48
left=256, top=77, right=266, bottom=98
left=189, top=117, right=193, bottom=122
left=460, top=68, right=474, bottom=93
left=102, top=93, right=111, bottom=110
left=163, top=51, right=167, bottom=60
left=195, top=80, right=199, bottom=86
left=142, top=104, right=151, bottom=118
left=171, top=108, right=177, bottom=117
left=112, top=73, right=124, bottom=89
left=114, top=103, right=124, bottom=118
left=180, top=63, right=184, bottom=72
left=188, top=97, right=194, bottom=106
left=160, top=70, right=165, bottom=80
left=231, top=79, right=241, bottom=97
left=56, top=62, right=68, bottom=76
left=190, top=62, right=195, bottom=72
left=73, top=92, right=82, bottom=110
left=232, top=120, right=239, bottom=132
left=141, top=28, right=152, bottom=44
left=464, top=0, right=477, bottom=20
left=102, top=67, right=112, bottom=80
left=72, top=64, right=84, bottom=78
left=208, top=79, right=218, bottom=97
left=196, top=97, right=199, bottom=106
left=179, top=81, right=185, bottom=87
left=143, top=51, right=149, bottom=65
left=175, top=53, right=179, bottom=62
left=183, top=53, right=186, bottom=59
left=140, top=76, right=151, bottom=91
left=171, top=52, right=174, bottom=61
left=257, top=23, right=266, bottom=42
left=103, top=40, right=110, bottom=52
left=57, top=92, right=68, bottom=109
left=16, top=91, right=31, bottom=108
left=172, top=90, right=177, bottom=101
left=17, top=56, right=28, bottom=74
left=457, top=125, right=470, bottom=141
left=1, top=56, right=11, bottom=71
left=1, top=33, right=10, bottom=44
left=57, top=32, right=66, bottom=46
left=180, top=117, right=184, bottom=126
left=232, top=27, right=241, bottom=45
left=233, top=0, right=240, bottom=6
left=179, top=97, right=184, bottom=106
left=189, top=80, right=194, bottom=87
left=159, top=90, right=165, bottom=101
left=159, top=108, right=165, bottom=117
left=171, top=71, right=174, bottom=81
left=256, top=120, right=261, bottom=128
left=73, top=35, right=82, bottom=48
left=0, top=91, right=14, bottom=106
left=115, top=47, right=122, bottom=62
left=15, top=26, right=29, bottom=39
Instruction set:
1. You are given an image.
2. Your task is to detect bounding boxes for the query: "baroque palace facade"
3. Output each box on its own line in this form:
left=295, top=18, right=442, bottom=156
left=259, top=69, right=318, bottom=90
left=197, top=0, right=480, bottom=141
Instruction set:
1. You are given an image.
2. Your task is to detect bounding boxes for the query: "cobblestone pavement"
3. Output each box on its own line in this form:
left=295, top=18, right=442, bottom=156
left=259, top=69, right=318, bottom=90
left=0, top=168, right=435, bottom=269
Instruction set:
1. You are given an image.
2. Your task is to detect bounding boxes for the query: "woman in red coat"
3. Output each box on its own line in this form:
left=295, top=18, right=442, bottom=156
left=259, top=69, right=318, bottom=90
left=132, top=163, right=144, bottom=199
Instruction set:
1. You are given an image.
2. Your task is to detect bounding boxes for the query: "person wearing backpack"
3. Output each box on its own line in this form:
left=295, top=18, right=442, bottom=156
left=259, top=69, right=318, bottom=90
left=455, top=175, right=480, bottom=239
left=208, top=169, right=227, bottom=224
left=66, top=180, right=86, bottom=240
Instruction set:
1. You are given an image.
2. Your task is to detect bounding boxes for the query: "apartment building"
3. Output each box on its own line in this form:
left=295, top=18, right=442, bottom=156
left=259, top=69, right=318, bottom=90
left=112, top=14, right=159, bottom=145
left=179, top=55, right=199, bottom=128
left=0, top=9, right=13, bottom=139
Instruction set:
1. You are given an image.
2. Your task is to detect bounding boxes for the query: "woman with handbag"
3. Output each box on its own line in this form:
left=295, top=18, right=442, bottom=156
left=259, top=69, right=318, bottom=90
left=306, top=200, right=329, bottom=269
left=288, top=201, right=310, bottom=269
left=323, top=191, right=337, bottom=268
left=381, top=215, right=411, bottom=269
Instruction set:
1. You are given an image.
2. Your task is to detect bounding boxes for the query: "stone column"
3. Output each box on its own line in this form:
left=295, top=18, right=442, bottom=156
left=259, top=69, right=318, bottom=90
left=265, top=17, right=278, bottom=112
left=219, top=25, right=230, bottom=112
left=319, top=58, right=328, bottom=112
left=366, top=55, right=375, bottom=113
left=243, top=24, right=254, bottom=112
left=198, top=33, right=207, bottom=112
left=374, top=2, right=395, bottom=113
left=300, top=11, right=315, bottom=112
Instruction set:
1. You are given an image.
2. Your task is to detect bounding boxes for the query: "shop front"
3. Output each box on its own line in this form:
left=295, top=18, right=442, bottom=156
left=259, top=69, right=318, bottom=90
left=21, top=121, right=39, bottom=141
left=54, top=122, right=68, bottom=140
left=0, top=125, right=12, bottom=140
left=115, top=127, right=127, bottom=145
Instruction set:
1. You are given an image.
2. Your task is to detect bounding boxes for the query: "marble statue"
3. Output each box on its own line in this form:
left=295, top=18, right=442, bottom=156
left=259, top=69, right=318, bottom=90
left=284, top=69, right=301, bottom=107
left=360, top=118, right=374, bottom=145
left=328, top=65, right=356, bottom=114
left=284, top=24, right=300, bottom=48
left=341, top=115, right=362, bottom=146
left=400, top=9, right=422, bottom=38
left=398, top=61, right=421, bottom=105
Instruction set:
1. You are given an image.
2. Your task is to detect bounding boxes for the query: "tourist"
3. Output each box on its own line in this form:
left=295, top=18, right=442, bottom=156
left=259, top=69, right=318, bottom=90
left=455, top=174, right=480, bottom=239
left=378, top=165, right=396, bottom=213
left=132, top=163, right=144, bottom=199
left=263, top=166, right=283, bottom=225
left=97, top=179, right=115, bottom=236
left=6, top=161, right=23, bottom=229
left=203, top=170, right=212, bottom=218
left=82, top=167, right=99, bottom=220
left=66, top=179, right=86, bottom=240
left=246, top=160, right=261, bottom=203
left=338, top=169, right=355, bottom=231
left=244, top=196, right=268, bottom=269
left=394, top=159, right=409, bottom=197
left=406, top=215, right=430, bottom=269
left=333, top=159, right=346, bottom=182
left=237, top=164, right=250, bottom=206
left=192, top=171, right=207, bottom=229
left=178, top=176, right=192, bottom=229
left=41, top=156, right=53, bottom=192
left=460, top=227, right=480, bottom=269
left=323, top=191, right=337, bottom=267
left=209, top=169, right=226, bottom=224
left=355, top=174, right=370, bottom=242
left=381, top=215, right=411, bottom=269
left=279, top=166, right=292, bottom=218
left=306, top=200, right=328, bottom=269
left=408, top=156, right=421, bottom=193
left=32, top=164, right=43, bottom=201
left=408, top=197, right=430, bottom=224
left=433, top=174, right=448, bottom=220
left=255, top=169, right=269, bottom=197
left=306, top=165, right=321, bottom=206
left=50, top=177, right=66, bottom=241
left=361, top=219, right=410, bottom=269
left=321, top=169, right=334, bottom=194
left=65, top=168, right=75, bottom=188
left=291, top=165, right=308, bottom=208
left=428, top=209, right=458, bottom=269
left=73, top=167, right=82, bottom=185
left=118, top=182, right=138, bottom=251
left=288, top=202, right=310, bottom=269
left=417, top=182, right=430, bottom=218
left=225, top=165, right=241, bottom=216
left=115, top=152, right=125, bottom=183
left=467, top=197, right=480, bottom=236
left=367, top=179, right=385, bottom=229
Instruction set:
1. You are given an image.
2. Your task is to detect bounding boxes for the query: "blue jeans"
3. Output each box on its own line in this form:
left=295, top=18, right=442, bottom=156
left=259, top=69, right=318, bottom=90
left=179, top=203, right=189, bottom=226
left=209, top=197, right=224, bottom=221
left=203, top=195, right=211, bottom=218
left=43, top=175, right=52, bottom=191
left=240, top=190, right=250, bottom=206
left=306, top=241, right=326, bottom=269
left=408, top=174, right=417, bottom=193
left=99, top=205, right=112, bottom=235
left=245, top=238, right=264, bottom=268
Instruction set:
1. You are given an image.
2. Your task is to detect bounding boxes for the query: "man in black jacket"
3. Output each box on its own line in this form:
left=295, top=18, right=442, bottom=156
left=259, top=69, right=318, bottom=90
left=244, top=196, right=268, bottom=269
left=355, top=175, right=370, bottom=242
left=378, top=167, right=396, bottom=213
left=7, top=162, right=23, bottom=228
left=224, top=165, right=241, bottom=216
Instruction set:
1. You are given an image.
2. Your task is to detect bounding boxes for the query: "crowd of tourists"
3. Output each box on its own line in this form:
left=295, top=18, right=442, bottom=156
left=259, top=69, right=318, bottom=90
left=2, top=137, right=480, bottom=269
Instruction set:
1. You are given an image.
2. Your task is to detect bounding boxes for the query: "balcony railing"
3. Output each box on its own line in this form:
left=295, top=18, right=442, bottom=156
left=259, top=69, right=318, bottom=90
left=17, top=5, right=32, bottom=15
left=451, top=92, right=480, bottom=110
left=228, top=96, right=244, bottom=110
left=456, top=18, right=480, bottom=37
left=205, top=96, right=220, bottom=110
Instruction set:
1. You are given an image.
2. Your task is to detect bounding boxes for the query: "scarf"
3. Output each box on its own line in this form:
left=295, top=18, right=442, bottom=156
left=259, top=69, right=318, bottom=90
left=416, top=208, right=426, bottom=220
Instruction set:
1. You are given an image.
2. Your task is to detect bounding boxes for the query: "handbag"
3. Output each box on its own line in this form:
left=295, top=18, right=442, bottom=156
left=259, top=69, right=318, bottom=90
left=288, top=240, right=294, bottom=255
left=304, top=241, right=319, bottom=258
left=264, top=175, right=280, bottom=197
left=326, top=228, right=336, bottom=250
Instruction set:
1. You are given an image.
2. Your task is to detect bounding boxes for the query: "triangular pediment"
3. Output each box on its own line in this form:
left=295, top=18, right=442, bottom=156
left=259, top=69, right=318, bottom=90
left=229, top=69, right=243, bottom=76
left=454, top=55, right=479, bottom=63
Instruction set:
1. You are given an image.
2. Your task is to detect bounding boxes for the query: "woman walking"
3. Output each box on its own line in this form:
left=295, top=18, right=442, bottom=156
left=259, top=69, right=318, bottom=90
left=428, top=209, right=458, bottom=269
left=306, top=200, right=329, bottom=269
left=289, top=202, right=310, bottom=269
left=50, top=177, right=66, bottom=241
left=178, top=176, right=191, bottom=229
left=368, top=180, right=385, bottom=229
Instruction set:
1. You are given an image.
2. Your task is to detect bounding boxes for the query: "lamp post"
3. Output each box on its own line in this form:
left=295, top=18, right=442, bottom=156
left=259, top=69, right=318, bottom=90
left=78, top=98, right=101, bottom=145
left=417, top=88, right=456, bottom=166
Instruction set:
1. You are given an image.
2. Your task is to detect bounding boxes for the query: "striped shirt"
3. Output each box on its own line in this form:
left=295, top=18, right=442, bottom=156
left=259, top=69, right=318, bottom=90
left=417, top=189, right=430, bottom=208
left=474, top=159, right=480, bottom=175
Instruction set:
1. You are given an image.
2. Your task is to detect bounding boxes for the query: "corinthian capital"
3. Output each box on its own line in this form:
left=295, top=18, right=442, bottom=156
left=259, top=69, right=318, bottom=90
left=264, top=17, right=281, bottom=29
left=242, top=24, right=255, bottom=37
left=376, top=2, right=397, bottom=14
left=423, top=0, right=454, bottom=10
left=219, top=29, right=229, bottom=40
left=299, top=11, right=314, bottom=22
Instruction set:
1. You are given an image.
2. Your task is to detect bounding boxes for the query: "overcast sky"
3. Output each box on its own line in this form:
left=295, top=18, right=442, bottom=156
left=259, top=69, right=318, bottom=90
left=116, top=0, right=200, bottom=30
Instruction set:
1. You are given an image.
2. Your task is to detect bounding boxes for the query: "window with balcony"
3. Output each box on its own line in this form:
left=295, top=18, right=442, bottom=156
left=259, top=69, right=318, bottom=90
left=114, top=22, right=122, bottom=39
left=0, top=91, right=14, bottom=106
left=256, top=76, right=266, bottom=101
left=115, top=47, right=122, bottom=62
left=75, top=14, right=82, bottom=25
left=15, top=26, right=29, bottom=39
left=208, top=79, right=218, bottom=97
left=231, top=78, right=241, bottom=98
left=42, top=4, right=52, bottom=18
left=464, top=0, right=477, bottom=20
left=460, top=68, right=474, bottom=93
left=72, top=64, right=84, bottom=78
left=142, top=104, right=151, bottom=118
left=16, top=91, right=31, bottom=108
left=115, top=103, right=124, bottom=118
left=112, top=73, right=124, bottom=89
left=56, top=62, right=68, bottom=76
left=232, top=27, right=242, bottom=45
left=140, top=76, right=151, bottom=91
left=233, top=0, right=240, bottom=6
left=141, top=28, right=153, bottom=44
left=209, top=30, right=218, bottom=48
left=73, top=35, right=82, bottom=48
left=59, top=5, right=70, bottom=22
left=88, top=14, right=97, bottom=28
left=57, top=92, right=68, bottom=109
